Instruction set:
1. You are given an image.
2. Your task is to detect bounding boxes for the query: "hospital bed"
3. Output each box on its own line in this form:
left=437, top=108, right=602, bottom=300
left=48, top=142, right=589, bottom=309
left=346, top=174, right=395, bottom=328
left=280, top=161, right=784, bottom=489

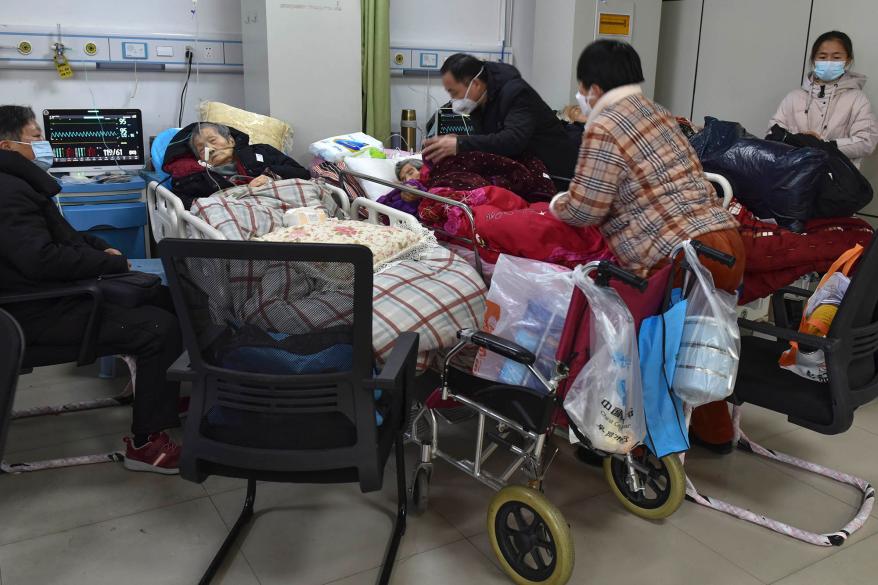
left=145, top=175, right=421, bottom=242
left=143, top=173, right=487, bottom=372
left=335, top=167, right=735, bottom=281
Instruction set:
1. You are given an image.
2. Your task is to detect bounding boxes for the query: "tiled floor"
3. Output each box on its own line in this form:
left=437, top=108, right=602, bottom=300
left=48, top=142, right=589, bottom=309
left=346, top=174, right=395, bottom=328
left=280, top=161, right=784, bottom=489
left=1, top=363, right=877, bottom=585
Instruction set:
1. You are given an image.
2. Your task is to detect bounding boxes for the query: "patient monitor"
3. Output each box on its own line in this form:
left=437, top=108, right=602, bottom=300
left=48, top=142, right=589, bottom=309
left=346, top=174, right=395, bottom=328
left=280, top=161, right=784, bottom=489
left=43, top=109, right=145, bottom=175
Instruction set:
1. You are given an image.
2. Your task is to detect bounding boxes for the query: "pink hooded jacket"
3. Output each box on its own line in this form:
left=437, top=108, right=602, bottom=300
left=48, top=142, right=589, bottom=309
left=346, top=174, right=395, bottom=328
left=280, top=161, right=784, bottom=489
left=770, top=72, right=878, bottom=168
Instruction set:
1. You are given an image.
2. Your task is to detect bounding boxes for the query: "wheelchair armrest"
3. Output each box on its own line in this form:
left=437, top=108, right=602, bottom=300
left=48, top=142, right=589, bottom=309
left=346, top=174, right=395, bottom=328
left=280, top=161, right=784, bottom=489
left=167, top=351, right=198, bottom=383
left=773, top=286, right=813, bottom=299
left=365, top=332, right=419, bottom=392
left=0, top=283, right=105, bottom=366
left=458, top=329, right=536, bottom=366
left=738, top=318, right=836, bottom=349
left=770, top=286, right=813, bottom=328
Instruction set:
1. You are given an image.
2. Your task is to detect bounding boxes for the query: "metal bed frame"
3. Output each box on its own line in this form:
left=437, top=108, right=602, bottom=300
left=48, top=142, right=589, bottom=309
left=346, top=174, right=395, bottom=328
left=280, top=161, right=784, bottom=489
left=338, top=168, right=735, bottom=281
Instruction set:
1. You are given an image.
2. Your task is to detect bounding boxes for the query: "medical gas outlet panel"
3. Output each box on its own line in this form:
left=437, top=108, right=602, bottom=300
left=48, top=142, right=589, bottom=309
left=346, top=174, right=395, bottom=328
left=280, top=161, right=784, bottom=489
left=390, top=46, right=513, bottom=74
left=0, top=25, right=243, bottom=73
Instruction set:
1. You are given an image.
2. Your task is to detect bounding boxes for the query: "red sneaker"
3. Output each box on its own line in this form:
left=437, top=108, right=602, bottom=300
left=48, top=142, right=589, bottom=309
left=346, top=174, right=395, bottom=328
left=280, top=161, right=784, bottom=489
left=123, top=432, right=181, bottom=475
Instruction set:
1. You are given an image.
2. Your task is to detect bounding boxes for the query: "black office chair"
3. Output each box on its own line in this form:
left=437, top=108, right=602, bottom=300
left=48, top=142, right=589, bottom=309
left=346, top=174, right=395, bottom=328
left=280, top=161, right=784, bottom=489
left=159, top=239, right=417, bottom=585
left=0, top=285, right=128, bottom=473
left=685, top=234, right=878, bottom=546
left=0, top=309, right=25, bottom=466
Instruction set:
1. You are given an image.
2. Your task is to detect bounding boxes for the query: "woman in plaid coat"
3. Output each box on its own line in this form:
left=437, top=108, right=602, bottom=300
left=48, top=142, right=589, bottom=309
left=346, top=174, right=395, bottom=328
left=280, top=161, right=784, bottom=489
left=551, top=40, right=746, bottom=453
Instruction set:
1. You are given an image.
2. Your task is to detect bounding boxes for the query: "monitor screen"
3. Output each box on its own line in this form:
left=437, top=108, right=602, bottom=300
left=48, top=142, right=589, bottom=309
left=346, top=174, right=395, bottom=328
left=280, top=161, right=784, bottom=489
left=435, top=107, right=471, bottom=136
left=43, top=109, right=144, bottom=173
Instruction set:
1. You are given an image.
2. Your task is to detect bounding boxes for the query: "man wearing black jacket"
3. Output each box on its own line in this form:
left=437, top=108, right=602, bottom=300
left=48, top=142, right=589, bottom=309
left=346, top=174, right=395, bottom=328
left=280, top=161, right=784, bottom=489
left=163, top=122, right=310, bottom=209
left=423, top=53, right=580, bottom=183
left=0, top=105, right=183, bottom=474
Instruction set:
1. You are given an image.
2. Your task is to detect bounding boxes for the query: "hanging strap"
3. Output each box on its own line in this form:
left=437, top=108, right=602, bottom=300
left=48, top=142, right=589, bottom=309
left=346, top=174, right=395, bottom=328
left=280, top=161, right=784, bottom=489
left=817, top=244, right=864, bottom=288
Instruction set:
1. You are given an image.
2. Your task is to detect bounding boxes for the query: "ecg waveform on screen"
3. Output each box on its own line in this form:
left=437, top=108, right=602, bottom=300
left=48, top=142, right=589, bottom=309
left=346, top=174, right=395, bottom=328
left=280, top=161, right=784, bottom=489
left=51, top=130, right=122, bottom=139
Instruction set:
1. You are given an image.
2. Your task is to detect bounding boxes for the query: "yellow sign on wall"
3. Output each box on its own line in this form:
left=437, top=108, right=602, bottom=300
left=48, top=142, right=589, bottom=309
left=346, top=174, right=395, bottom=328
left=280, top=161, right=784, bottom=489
left=598, top=13, right=631, bottom=37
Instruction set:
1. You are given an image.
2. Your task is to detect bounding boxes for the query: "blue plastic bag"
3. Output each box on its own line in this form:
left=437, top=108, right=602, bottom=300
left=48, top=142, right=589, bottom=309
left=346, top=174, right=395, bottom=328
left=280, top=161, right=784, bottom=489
left=639, top=291, right=689, bottom=458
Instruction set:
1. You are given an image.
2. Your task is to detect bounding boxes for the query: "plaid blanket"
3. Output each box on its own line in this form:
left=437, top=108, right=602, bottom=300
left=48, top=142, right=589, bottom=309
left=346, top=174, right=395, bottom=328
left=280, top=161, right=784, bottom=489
left=190, top=179, right=343, bottom=240
left=190, top=185, right=487, bottom=371
left=309, top=159, right=368, bottom=199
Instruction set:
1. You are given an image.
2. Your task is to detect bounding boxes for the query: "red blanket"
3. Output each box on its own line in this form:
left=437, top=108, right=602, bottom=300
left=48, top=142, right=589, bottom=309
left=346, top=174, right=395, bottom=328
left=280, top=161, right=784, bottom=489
left=731, top=201, right=874, bottom=303
left=421, top=152, right=556, bottom=201
left=419, top=185, right=613, bottom=268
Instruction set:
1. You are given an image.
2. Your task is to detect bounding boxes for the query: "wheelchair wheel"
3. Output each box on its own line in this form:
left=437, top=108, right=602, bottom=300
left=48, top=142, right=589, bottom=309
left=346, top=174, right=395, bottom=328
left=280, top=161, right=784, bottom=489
left=410, top=466, right=431, bottom=516
left=487, top=486, right=574, bottom=585
left=603, top=449, right=685, bottom=520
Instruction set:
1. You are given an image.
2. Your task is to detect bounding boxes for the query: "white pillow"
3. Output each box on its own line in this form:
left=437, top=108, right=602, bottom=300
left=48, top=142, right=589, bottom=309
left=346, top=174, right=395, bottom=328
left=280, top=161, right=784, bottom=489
left=343, top=157, right=399, bottom=200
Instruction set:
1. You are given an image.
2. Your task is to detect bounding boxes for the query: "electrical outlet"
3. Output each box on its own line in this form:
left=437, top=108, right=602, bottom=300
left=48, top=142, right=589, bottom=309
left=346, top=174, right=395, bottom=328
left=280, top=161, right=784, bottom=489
left=194, top=42, right=224, bottom=64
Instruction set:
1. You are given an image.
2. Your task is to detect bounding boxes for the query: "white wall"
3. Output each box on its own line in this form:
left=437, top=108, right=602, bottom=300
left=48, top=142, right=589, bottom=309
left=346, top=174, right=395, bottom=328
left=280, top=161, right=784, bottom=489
left=244, top=0, right=362, bottom=162
left=629, top=0, right=663, bottom=99
left=654, top=0, right=702, bottom=115
left=0, top=0, right=245, bottom=163
left=510, top=0, right=536, bottom=82
left=532, top=0, right=577, bottom=109
left=691, top=0, right=812, bottom=134
left=0, top=0, right=241, bottom=34
left=390, top=0, right=507, bottom=47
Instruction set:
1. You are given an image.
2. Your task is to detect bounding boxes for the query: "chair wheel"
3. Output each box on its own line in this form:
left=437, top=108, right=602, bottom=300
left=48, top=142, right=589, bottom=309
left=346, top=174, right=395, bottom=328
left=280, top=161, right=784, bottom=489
left=410, top=467, right=430, bottom=516
left=603, top=450, right=685, bottom=520
left=487, top=486, right=574, bottom=585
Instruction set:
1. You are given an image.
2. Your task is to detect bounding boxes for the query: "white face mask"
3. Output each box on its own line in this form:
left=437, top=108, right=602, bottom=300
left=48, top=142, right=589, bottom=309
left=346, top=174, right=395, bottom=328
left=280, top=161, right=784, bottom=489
left=451, top=67, right=485, bottom=116
left=575, top=90, right=597, bottom=117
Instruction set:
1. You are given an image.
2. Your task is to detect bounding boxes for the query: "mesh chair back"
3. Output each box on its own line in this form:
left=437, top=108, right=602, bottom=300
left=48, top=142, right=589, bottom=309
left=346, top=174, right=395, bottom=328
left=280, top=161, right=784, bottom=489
left=0, top=309, right=24, bottom=460
left=829, top=234, right=878, bottom=409
left=159, top=239, right=386, bottom=486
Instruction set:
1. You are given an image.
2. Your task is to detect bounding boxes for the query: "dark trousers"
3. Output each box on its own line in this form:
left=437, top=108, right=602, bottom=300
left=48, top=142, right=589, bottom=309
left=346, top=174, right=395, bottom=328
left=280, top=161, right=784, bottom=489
left=21, top=287, right=182, bottom=435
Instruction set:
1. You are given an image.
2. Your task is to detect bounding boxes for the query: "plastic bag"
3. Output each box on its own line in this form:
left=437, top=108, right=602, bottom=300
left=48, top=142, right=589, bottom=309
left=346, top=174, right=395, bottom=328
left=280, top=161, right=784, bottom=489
left=563, top=266, right=645, bottom=454
left=780, top=244, right=863, bottom=382
left=805, top=272, right=850, bottom=315
left=473, top=255, right=574, bottom=390
left=308, top=132, right=384, bottom=163
left=672, top=242, right=741, bottom=407
left=690, top=117, right=828, bottom=232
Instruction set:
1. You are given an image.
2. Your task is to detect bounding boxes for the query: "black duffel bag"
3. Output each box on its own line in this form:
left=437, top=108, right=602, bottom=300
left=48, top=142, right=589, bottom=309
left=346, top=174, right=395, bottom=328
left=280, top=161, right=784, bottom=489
left=690, top=117, right=828, bottom=232
left=766, top=124, right=873, bottom=218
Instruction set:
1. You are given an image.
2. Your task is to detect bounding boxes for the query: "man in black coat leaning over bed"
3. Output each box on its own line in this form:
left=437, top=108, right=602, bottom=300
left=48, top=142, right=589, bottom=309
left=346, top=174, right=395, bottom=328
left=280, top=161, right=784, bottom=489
left=163, top=122, right=310, bottom=209
left=0, top=105, right=183, bottom=474
left=423, top=53, right=580, bottom=184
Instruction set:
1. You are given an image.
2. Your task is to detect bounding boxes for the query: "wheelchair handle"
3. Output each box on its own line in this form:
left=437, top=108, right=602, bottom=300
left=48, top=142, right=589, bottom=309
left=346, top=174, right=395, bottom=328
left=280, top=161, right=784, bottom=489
left=593, top=261, right=649, bottom=292
left=690, top=239, right=736, bottom=268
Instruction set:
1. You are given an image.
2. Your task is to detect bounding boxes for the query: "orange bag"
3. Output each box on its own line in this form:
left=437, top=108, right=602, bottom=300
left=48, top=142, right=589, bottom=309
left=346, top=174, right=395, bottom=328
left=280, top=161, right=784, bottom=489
left=779, top=244, right=864, bottom=381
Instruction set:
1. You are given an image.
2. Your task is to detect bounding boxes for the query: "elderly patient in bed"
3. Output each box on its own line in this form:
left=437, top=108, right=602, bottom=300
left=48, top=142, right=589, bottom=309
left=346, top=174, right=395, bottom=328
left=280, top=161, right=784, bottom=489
left=162, top=121, right=310, bottom=209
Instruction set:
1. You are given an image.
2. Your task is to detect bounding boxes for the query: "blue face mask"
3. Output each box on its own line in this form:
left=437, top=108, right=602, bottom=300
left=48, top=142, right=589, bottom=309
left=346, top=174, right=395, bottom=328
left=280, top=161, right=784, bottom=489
left=814, top=60, right=846, bottom=82
left=29, top=140, right=55, bottom=171
left=11, top=139, right=54, bottom=171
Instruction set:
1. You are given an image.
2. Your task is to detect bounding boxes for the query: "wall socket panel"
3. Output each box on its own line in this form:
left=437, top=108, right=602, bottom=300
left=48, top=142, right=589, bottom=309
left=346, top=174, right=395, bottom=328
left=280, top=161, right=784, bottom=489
left=194, top=42, right=224, bottom=64
left=109, top=38, right=228, bottom=65
left=390, top=47, right=513, bottom=71
left=0, top=25, right=243, bottom=71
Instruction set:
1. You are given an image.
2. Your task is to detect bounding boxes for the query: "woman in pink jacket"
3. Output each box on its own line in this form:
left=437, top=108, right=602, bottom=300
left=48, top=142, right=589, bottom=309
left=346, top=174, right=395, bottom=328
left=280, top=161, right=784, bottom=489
left=771, top=31, right=878, bottom=168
